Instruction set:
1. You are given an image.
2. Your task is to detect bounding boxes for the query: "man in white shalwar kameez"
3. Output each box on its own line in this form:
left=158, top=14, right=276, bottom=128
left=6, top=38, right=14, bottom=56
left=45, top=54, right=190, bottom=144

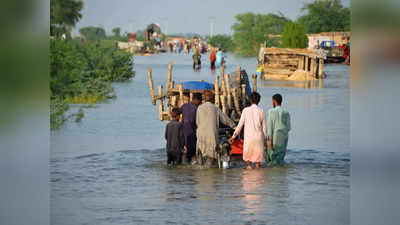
left=196, top=91, right=236, bottom=165
left=230, top=92, right=267, bottom=169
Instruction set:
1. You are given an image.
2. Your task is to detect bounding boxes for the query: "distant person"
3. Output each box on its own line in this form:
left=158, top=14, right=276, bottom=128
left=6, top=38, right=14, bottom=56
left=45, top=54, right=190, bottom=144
left=266, top=94, right=291, bottom=166
left=178, top=41, right=183, bottom=53
left=258, top=46, right=265, bottom=63
left=181, top=93, right=202, bottom=164
left=196, top=91, right=236, bottom=166
left=187, top=41, right=192, bottom=53
left=155, top=36, right=161, bottom=48
left=344, top=42, right=350, bottom=65
left=183, top=42, right=188, bottom=54
left=215, top=48, right=224, bottom=68
left=192, top=49, right=201, bottom=70
left=165, top=108, right=185, bottom=165
left=256, top=65, right=263, bottom=77
left=210, top=48, right=216, bottom=70
left=169, top=43, right=173, bottom=52
left=229, top=92, right=267, bottom=169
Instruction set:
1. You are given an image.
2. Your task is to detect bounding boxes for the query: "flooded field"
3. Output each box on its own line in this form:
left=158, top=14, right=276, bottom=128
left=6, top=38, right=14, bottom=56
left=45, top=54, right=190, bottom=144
left=51, top=53, right=349, bottom=225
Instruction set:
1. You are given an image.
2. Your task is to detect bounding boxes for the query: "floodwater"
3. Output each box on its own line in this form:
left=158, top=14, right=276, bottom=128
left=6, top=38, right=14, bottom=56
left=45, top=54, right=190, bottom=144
left=51, top=52, right=350, bottom=225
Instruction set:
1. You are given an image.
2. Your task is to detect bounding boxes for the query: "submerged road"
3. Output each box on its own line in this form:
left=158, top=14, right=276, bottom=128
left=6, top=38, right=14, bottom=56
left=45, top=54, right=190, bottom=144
left=51, top=52, right=350, bottom=225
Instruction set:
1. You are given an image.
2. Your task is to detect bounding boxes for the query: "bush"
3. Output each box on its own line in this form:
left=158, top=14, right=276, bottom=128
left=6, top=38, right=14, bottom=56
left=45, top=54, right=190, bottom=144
left=50, top=38, right=135, bottom=129
left=281, top=21, right=309, bottom=48
left=232, top=12, right=288, bottom=56
left=297, top=0, right=351, bottom=33
left=208, top=35, right=235, bottom=52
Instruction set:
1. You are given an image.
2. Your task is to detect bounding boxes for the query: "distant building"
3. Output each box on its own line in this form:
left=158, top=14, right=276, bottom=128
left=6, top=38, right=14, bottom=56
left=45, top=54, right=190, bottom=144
left=128, top=33, right=137, bottom=42
left=166, top=36, right=185, bottom=44
left=307, top=32, right=350, bottom=49
left=268, top=32, right=350, bottom=49
left=145, top=24, right=161, bottom=41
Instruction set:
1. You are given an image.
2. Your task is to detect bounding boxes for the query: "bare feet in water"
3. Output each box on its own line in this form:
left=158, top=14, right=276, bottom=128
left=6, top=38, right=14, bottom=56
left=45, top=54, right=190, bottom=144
left=246, top=161, right=252, bottom=170
left=255, top=163, right=260, bottom=169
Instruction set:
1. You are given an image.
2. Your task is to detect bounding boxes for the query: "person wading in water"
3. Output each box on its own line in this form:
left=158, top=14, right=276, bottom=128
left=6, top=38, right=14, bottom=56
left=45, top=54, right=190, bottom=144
left=165, top=108, right=185, bottom=165
left=210, top=48, right=216, bottom=70
left=229, top=92, right=267, bottom=169
left=196, top=91, right=236, bottom=167
left=192, top=49, right=201, bottom=71
left=181, top=93, right=202, bottom=164
left=266, top=94, right=291, bottom=166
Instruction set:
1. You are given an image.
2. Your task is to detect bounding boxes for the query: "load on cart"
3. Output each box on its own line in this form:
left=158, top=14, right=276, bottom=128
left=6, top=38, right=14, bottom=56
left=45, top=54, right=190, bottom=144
left=146, top=63, right=258, bottom=168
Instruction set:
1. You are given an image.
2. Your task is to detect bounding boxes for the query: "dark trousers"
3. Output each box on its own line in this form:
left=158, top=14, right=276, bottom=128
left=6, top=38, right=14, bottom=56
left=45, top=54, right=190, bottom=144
left=210, top=61, right=215, bottom=69
left=167, top=151, right=182, bottom=165
left=184, top=134, right=196, bottom=162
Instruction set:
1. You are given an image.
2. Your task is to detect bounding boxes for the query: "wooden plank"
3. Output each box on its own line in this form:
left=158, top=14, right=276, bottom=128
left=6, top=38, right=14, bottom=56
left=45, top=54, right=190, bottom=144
left=167, top=62, right=173, bottom=91
left=220, top=95, right=227, bottom=114
left=147, top=69, right=156, bottom=105
left=318, top=58, right=324, bottom=78
left=177, top=84, right=183, bottom=107
left=236, top=66, right=241, bottom=83
left=252, top=74, right=257, bottom=92
left=214, top=75, right=220, bottom=107
left=232, top=87, right=241, bottom=116
left=158, top=85, right=164, bottom=121
left=224, top=73, right=232, bottom=110
left=241, top=84, right=246, bottom=107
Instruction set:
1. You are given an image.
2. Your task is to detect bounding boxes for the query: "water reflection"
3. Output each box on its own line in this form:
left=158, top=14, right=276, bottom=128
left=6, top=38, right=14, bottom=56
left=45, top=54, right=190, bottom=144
left=194, top=170, right=216, bottom=200
left=51, top=53, right=349, bottom=225
left=260, top=78, right=324, bottom=89
left=240, top=170, right=267, bottom=216
left=319, top=77, right=324, bottom=89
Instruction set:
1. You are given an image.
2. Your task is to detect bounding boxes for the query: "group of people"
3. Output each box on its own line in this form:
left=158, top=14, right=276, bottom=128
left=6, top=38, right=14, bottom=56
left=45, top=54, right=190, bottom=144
left=209, top=48, right=225, bottom=70
left=169, top=40, right=207, bottom=55
left=192, top=48, right=225, bottom=71
left=165, top=91, right=291, bottom=169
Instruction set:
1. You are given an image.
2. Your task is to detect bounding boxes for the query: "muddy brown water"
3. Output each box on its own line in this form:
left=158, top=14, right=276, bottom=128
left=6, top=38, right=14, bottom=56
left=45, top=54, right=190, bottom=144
left=51, top=52, right=349, bottom=225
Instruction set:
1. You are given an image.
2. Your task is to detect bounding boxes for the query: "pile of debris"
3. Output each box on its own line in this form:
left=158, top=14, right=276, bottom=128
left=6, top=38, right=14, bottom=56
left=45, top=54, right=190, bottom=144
left=260, top=47, right=325, bottom=80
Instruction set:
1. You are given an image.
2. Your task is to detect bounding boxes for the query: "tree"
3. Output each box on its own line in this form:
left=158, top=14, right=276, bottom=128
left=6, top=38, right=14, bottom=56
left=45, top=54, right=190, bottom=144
left=281, top=21, right=309, bottom=48
left=112, top=27, right=121, bottom=37
left=208, top=35, right=235, bottom=52
left=50, top=0, right=83, bottom=37
left=79, top=26, right=106, bottom=41
left=297, top=0, right=351, bottom=33
left=232, top=12, right=288, bottom=56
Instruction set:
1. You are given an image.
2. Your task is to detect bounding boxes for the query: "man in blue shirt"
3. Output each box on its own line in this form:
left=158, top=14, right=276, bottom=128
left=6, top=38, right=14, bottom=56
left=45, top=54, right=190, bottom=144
left=215, top=48, right=225, bottom=68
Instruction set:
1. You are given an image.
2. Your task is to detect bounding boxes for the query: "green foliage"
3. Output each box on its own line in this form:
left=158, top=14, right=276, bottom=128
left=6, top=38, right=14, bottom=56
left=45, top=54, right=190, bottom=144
left=135, top=30, right=146, bottom=41
left=208, top=35, right=235, bottom=52
left=50, top=0, right=83, bottom=37
left=168, top=32, right=201, bottom=39
left=50, top=97, right=69, bottom=130
left=232, top=12, right=288, bottom=56
left=297, top=0, right=351, bottom=33
left=50, top=39, right=135, bottom=129
left=112, top=27, right=121, bottom=37
left=79, top=26, right=106, bottom=41
left=281, top=21, right=309, bottom=48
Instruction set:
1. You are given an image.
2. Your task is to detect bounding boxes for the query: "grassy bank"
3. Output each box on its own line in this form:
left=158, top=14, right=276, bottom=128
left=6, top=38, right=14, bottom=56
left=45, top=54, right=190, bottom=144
left=50, top=39, right=135, bottom=129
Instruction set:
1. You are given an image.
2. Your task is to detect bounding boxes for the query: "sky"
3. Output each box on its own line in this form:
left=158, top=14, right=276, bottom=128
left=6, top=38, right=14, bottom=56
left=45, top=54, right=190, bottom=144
left=74, top=0, right=350, bottom=35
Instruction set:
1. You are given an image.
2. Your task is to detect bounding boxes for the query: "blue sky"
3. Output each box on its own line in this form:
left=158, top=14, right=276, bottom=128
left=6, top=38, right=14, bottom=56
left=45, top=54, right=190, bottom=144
left=74, top=0, right=350, bottom=35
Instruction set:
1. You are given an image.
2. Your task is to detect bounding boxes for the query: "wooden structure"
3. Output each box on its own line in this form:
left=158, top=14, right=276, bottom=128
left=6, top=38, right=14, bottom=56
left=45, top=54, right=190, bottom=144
left=144, top=23, right=161, bottom=41
left=260, top=47, right=325, bottom=80
left=147, top=62, right=255, bottom=121
left=127, top=33, right=136, bottom=42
